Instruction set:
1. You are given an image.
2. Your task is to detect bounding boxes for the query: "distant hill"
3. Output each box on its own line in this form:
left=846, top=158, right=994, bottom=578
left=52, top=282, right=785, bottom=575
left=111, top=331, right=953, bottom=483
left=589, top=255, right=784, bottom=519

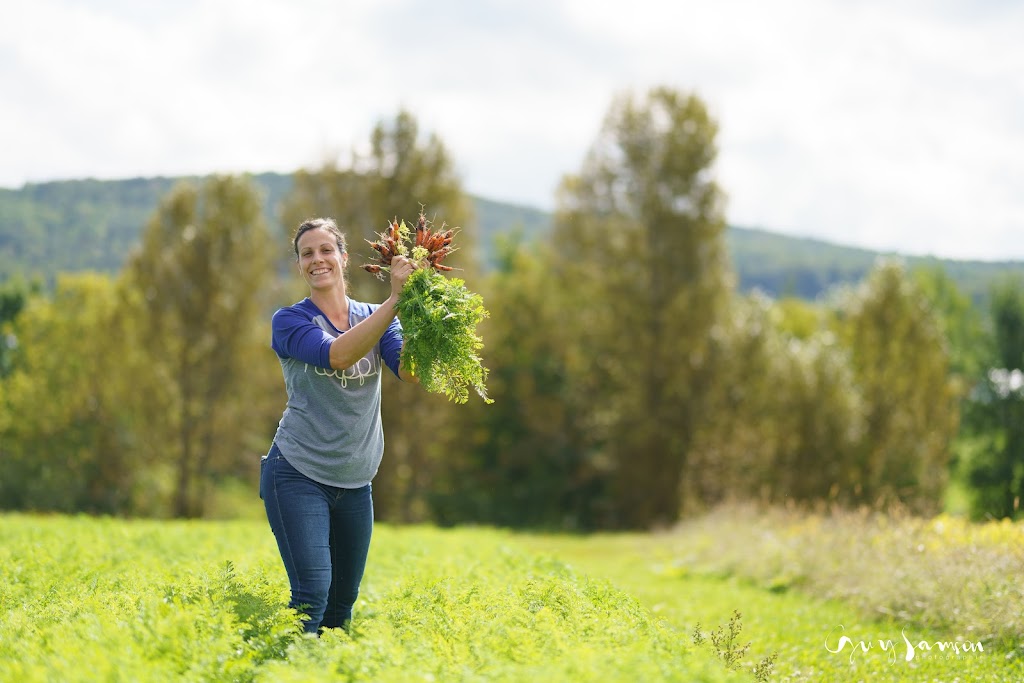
left=0, top=173, right=550, bottom=280
left=1, top=173, right=1021, bottom=304
left=726, top=227, right=1024, bottom=305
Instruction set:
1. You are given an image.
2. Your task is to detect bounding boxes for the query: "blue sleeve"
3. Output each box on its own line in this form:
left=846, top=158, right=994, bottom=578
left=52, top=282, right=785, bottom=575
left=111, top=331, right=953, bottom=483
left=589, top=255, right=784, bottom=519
left=380, top=316, right=405, bottom=379
left=271, top=307, right=335, bottom=369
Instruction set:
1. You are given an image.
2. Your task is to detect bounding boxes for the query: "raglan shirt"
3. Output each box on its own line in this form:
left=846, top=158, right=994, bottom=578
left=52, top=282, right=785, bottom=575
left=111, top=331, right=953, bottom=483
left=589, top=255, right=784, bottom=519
left=271, top=297, right=404, bottom=488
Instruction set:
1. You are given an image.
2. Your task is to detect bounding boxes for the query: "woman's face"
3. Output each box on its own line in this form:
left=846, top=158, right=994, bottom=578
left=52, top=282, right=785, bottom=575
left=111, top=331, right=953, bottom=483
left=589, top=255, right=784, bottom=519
left=296, top=227, right=347, bottom=291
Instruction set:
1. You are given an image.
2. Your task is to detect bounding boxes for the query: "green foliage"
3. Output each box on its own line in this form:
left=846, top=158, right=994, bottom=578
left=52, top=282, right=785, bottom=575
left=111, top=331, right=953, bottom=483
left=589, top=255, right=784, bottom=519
left=912, top=265, right=989, bottom=380
left=965, top=275, right=1024, bottom=519
left=688, top=293, right=865, bottom=509
left=0, top=275, right=41, bottom=377
left=427, top=234, right=600, bottom=528
left=0, top=515, right=303, bottom=682
left=0, top=274, right=149, bottom=514
left=398, top=268, right=490, bottom=404
left=0, top=515, right=743, bottom=682
left=989, top=275, right=1024, bottom=371
left=772, top=296, right=824, bottom=340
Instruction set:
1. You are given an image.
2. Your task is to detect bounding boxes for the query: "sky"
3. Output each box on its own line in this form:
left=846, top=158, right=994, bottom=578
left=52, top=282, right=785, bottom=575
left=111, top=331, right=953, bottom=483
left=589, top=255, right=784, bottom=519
left=2, top=0, right=1022, bottom=261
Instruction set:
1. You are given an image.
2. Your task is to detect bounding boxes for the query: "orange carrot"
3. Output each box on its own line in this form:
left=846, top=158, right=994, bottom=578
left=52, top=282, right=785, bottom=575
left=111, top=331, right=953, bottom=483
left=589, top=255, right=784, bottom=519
left=429, top=246, right=453, bottom=263
left=416, top=213, right=429, bottom=247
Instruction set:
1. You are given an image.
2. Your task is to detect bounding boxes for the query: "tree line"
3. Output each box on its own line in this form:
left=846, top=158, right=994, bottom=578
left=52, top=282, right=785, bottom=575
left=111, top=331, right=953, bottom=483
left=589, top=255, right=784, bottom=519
left=1, top=87, right=1022, bottom=527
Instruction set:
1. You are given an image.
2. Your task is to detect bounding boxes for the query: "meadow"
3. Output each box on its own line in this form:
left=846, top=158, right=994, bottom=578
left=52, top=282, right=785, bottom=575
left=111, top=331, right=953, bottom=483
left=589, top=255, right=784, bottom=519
left=1, top=510, right=1019, bottom=682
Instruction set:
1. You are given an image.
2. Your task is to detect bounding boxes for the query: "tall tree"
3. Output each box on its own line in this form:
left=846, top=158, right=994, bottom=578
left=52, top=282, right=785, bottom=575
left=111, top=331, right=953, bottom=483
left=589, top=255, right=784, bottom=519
left=280, top=110, right=475, bottom=521
left=124, top=175, right=276, bottom=517
left=835, top=259, right=958, bottom=511
left=553, top=87, right=731, bottom=528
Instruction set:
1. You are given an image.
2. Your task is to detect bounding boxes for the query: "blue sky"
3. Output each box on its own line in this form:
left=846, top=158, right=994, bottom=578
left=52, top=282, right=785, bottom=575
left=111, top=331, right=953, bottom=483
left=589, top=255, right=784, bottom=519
left=2, top=0, right=1022, bottom=261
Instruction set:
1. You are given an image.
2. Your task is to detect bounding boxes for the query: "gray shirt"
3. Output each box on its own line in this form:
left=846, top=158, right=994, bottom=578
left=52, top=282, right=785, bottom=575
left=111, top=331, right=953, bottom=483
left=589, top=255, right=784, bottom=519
left=271, top=297, right=404, bottom=488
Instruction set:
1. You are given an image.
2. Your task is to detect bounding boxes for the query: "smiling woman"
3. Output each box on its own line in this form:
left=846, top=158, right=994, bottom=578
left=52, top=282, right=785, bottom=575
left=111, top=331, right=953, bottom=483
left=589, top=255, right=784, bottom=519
left=260, top=216, right=423, bottom=634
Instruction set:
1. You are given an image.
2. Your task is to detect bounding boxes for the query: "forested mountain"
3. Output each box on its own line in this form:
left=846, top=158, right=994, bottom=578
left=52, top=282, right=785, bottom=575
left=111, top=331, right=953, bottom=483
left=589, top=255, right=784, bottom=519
left=0, top=173, right=549, bottom=280
left=727, top=227, right=1024, bottom=304
left=1, top=173, right=1021, bottom=302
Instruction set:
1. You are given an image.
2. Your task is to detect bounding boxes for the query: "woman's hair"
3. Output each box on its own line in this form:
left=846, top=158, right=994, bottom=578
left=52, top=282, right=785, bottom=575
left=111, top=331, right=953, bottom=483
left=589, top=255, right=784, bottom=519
left=292, top=217, right=347, bottom=260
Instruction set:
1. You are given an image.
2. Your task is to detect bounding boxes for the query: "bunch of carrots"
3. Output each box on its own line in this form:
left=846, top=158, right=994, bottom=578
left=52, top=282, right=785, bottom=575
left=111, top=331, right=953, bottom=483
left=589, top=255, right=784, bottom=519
left=359, top=208, right=491, bottom=404
left=361, top=212, right=457, bottom=276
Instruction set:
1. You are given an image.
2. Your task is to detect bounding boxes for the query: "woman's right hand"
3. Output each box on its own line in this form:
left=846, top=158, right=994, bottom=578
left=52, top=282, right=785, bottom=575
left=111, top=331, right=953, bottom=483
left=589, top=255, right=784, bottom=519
left=389, top=256, right=417, bottom=298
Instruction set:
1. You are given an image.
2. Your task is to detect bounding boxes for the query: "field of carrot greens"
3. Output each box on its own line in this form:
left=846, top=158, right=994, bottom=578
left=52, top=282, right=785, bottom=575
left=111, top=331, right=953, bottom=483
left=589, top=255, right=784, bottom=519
left=1, top=511, right=1019, bottom=682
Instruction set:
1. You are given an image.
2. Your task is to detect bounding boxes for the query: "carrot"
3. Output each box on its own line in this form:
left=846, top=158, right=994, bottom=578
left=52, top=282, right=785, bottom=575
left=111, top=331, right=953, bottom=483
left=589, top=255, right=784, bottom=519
left=425, top=232, right=445, bottom=253
left=416, top=213, right=429, bottom=247
left=429, top=246, right=453, bottom=264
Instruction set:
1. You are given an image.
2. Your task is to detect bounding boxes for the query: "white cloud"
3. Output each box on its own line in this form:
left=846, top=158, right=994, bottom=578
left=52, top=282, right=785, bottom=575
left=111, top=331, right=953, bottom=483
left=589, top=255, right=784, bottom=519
left=1, top=0, right=1022, bottom=260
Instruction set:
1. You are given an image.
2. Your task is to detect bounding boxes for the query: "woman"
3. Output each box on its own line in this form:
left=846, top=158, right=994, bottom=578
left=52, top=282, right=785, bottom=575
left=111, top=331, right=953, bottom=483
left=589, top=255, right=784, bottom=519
left=261, top=217, right=419, bottom=634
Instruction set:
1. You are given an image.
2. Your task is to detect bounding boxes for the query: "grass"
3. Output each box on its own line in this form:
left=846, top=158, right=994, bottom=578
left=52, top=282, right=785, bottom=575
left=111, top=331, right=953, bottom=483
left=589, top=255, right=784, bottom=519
left=653, top=504, right=1024, bottom=646
left=1, top=509, right=1020, bottom=681
left=519, top=530, right=1017, bottom=682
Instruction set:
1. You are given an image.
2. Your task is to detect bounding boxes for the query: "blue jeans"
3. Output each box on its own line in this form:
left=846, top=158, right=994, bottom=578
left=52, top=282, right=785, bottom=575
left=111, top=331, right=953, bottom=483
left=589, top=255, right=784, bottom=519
left=260, top=443, right=373, bottom=633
